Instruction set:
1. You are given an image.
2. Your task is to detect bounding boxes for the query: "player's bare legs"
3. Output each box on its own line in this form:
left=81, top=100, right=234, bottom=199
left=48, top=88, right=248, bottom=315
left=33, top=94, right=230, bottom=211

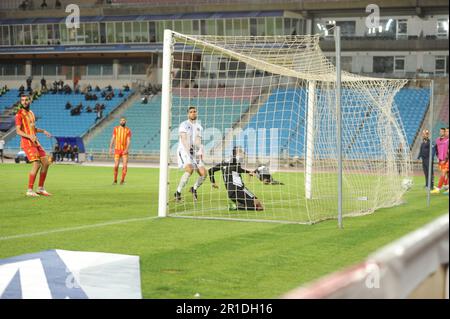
left=190, top=166, right=206, bottom=201
left=26, top=160, right=41, bottom=196
left=120, top=155, right=129, bottom=185
left=36, top=156, right=51, bottom=196
left=113, top=156, right=120, bottom=184
left=175, top=164, right=193, bottom=201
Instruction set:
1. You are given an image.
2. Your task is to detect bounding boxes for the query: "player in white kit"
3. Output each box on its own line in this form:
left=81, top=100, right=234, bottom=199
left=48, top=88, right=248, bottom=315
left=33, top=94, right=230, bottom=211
left=174, top=106, right=207, bottom=201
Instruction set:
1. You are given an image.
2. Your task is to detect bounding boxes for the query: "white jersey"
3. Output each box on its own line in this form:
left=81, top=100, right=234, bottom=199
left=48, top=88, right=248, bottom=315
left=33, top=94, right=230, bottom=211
left=177, top=120, right=203, bottom=154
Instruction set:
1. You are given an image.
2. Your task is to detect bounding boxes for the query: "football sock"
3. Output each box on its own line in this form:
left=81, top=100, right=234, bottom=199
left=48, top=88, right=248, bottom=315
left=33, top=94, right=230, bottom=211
left=438, top=175, right=445, bottom=189
left=28, top=173, right=36, bottom=189
left=38, top=171, right=47, bottom=188
left=193, top=176, right=206, bottom=190
left=177, top=172, right=191, bottom=193
left=113, top=167, right=119, bottom=182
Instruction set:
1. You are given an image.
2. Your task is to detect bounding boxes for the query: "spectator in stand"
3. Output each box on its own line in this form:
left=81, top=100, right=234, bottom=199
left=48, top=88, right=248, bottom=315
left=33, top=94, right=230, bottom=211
left=19, top=1, right=28, bottom=10
left=118, top=90, right=124, bottom=98
left=86, top=105, right=93, bottom=113
left=58, top=80, right=64, bottom=93
left=141, top=95, right=148, bottom=104
left=66, top=144, right=73, bottom=161
left=26, top=77, right=32, bottom=92
left=65, top=102, right=72, bottom=110
left=123, top=84, right=130, bottom=92
left=95, top=85, right=101, bottom=92
left=55, top=0, right=62, bottom=9
left=106, top=85, right=113, bottom=92
left=61, top=143, right=68, bottom=161
left=52, top=81, right=58, bottom=93
left=41, top=77, right=47, bottom=91
left=95, top=109, right=103, bottom=123
left=64, top=84, right=72, bottom=94
left=31, top=90, right=40, bottom=101
left=41, top=0, right=48, bottom=9
left=18, top=85, right=25, bottom=96
left=101, top=91, right=106, bottom=98
left=70, top=103, right=82, bottom=116
left=53, top=143, right=61, bottom=162
left=72, top=144, right=79, bottom=162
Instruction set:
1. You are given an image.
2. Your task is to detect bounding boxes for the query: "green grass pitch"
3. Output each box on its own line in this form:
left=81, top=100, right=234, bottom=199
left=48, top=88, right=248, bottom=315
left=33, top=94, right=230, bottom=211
left=0, top=163, right=448, bottom=298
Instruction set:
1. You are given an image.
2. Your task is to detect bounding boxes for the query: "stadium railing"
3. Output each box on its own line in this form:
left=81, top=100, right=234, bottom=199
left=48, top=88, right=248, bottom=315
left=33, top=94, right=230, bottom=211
left=282, top=214, right=449, bottom=298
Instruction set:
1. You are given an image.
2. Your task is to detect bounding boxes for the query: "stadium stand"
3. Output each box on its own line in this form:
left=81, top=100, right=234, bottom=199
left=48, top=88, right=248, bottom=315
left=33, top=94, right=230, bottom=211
left=5, top=88, right=132, bottom=151
left=433, top=94, right=449, bottom=136
left=240, top=87, right=430, bottom=158
left=0, top=89, right=19, bottom=112
left=86, top=93, right=251, bottom=154
left=394, top=88, right=431, bottom=146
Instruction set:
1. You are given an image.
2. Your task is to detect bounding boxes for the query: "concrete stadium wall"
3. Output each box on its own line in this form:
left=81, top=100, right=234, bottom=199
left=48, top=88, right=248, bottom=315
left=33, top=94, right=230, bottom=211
left=282, top=214, right=449, bottom=299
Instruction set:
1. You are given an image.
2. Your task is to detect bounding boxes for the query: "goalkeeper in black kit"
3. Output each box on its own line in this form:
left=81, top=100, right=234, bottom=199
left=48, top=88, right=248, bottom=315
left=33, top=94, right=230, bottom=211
left=208, top=146, right=264, bottom=211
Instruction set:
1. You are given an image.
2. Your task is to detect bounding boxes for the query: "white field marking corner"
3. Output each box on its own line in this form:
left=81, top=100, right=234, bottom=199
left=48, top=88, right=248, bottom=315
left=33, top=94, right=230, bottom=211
left=0, top=216, right=159, bottom=241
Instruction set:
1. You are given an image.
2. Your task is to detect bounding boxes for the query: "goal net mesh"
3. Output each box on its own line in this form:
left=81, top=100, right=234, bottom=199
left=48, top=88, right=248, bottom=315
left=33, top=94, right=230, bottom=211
left=164, top=32, right=410, bottom=224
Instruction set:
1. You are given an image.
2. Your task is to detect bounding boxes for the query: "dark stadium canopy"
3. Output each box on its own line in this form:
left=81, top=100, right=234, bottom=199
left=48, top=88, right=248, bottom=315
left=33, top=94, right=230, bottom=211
left=0, top=11, right=284, bottom=25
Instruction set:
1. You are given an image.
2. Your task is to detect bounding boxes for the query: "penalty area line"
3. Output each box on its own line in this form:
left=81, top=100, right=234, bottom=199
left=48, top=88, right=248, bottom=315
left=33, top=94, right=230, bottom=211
left=0, top=216, right=159, bottom=241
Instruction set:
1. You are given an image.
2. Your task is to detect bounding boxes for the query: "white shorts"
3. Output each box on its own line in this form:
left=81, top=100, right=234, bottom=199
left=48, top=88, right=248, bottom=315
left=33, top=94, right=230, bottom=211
left=177, top=149, right=205, bottom=170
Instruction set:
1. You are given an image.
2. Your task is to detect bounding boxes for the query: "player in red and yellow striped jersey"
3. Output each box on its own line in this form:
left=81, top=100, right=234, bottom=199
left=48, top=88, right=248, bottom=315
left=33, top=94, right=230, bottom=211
left=109, top=117, right=132, bottom=185
left=15, top=95, right=53, bottom=197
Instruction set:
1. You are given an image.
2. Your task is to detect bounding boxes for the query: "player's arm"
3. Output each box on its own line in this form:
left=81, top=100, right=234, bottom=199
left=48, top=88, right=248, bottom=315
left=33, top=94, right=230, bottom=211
left=16, top=125, right=37, bottom=144
left=109, top=134, right=115, bottom=155
left=179, top=132, right=191, bottom=154
left=36, top=127, right=52, bottom=137
left=194, top=132, right=204, bottom=159
left=208, top=163, right=222, bottom=188
left=124, top=135, right=131, bottom=154
left=237, top=163, right=254, bottom=176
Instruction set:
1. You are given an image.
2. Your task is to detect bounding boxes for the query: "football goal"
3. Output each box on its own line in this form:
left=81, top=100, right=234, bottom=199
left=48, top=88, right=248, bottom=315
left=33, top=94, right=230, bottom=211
left=158, top=30, right=411, bottom=224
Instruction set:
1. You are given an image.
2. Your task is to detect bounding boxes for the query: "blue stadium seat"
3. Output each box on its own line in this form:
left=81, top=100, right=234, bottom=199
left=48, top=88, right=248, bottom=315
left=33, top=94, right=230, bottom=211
left=5, top=89, right=132, bottom=151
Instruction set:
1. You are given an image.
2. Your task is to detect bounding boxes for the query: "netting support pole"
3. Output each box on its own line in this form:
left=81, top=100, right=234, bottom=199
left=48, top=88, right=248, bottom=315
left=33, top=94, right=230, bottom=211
left=335, top=26, right=343, bottom=228
left=427, top=79, right=434, bottom=207
left=158, top=29, right=173, bottom=218
left=305, top=81, right=316, bottom=200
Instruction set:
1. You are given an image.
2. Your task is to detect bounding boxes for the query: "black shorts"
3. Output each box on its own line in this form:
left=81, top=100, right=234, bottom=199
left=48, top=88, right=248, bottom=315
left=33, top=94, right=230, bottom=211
left=228, top=187, right=257, bottom=210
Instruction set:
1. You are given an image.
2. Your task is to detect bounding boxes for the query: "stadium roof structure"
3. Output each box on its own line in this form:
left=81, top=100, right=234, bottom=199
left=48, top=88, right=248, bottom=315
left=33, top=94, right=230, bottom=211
left=0, top=10, right=290, bottom=26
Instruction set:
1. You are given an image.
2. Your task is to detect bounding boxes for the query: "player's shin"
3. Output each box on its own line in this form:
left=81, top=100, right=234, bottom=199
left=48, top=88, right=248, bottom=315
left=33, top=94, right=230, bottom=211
left=193, top=175, right=206, bottom=190
left=28, top=173, right=36, bottom=190
left=121, top=167, right=127, bottom=182
left=38, top=171, right=47, bottom=188
left=113, top=166, right=119, bottom=182
left=177, top=171, right=191, bottom=193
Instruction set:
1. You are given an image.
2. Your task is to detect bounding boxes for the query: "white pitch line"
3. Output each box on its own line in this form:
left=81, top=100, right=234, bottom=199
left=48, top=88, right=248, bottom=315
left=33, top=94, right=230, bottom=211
left=0, top=216, right=159, bottom=241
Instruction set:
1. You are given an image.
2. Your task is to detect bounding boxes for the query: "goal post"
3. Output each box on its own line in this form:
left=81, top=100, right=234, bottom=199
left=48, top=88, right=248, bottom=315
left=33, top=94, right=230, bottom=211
left=158, top=30, right=411, bottom=224
left=158, top=29, right=173, bottom=218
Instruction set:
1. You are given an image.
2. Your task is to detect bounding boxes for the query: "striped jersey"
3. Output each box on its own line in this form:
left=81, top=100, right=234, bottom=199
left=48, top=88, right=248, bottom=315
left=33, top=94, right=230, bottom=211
left=113, top=126, right=132, bottom=151
left=15, top=108, right=38, bottom=147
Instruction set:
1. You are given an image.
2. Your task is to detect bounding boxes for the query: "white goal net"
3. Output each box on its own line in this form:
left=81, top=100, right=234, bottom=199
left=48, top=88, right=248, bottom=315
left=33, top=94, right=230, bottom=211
left=158, top=30, right=411, bottom=224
